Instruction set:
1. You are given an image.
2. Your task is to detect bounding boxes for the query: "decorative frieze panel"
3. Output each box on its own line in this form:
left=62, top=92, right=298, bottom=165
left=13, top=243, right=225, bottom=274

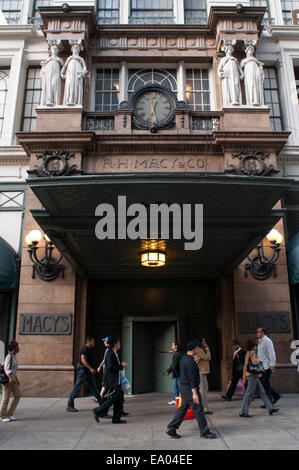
left=225, top=151, right=279, bottom=177
left=27, top=151, right=83, bottom=178
left=98, top=35, right=211, bottom=51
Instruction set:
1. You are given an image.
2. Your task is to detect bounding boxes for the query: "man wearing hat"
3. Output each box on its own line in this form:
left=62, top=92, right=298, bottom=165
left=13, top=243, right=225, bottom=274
left=95, top=336, right=129, bottom=418
left=166, top=340, right=217, bottom=440
left=93, top=336, right=127, bottom=424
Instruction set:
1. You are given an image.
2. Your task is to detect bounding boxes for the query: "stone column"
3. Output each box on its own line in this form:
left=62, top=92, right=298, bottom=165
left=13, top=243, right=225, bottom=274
left=16, top=187, right=77, bottom=397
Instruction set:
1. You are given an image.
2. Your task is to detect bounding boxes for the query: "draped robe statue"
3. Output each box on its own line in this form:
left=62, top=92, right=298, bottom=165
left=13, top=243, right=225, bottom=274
left=40, top=44, right=64, bottom=106
left=241, top=46, right=265, bottom=106
left=61, top=43, right=88, bottom=106
left=217, top=44, right=243, bottom=106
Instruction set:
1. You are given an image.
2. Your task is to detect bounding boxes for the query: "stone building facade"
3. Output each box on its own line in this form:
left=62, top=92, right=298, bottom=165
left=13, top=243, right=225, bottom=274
left=0, top=0, right=299, bottom=396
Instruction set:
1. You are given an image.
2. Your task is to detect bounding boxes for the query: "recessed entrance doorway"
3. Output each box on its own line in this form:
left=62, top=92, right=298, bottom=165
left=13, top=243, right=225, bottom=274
left=122, top=317, right=177, bottom=395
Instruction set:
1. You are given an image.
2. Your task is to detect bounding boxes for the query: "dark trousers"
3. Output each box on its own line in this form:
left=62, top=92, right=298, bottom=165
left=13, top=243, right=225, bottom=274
left=226, top=371, right=243, bottom=400
left=94, top=385, right=123, bottom=423
left=167, top=385, right=209, bottom=436
left=68, top=368, right=102, bottom=407
left=261, top=369, right=280, bottom=403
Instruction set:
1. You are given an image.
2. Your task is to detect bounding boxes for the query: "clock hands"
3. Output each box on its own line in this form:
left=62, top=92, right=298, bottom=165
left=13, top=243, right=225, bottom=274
left=150, top=93, right=157, bottom=124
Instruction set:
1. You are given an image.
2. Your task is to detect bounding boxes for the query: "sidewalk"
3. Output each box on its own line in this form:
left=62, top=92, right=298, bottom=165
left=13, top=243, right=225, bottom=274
left=0, top=392, right=299, bottom=450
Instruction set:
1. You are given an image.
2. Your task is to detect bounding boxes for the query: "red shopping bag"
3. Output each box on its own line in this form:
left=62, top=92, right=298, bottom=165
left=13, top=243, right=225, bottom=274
left=176, top=395, right=195, bottom=420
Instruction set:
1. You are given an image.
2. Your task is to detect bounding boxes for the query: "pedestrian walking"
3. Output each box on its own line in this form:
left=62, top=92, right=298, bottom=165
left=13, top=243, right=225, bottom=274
left=221, top=339, right=246, bottom=401
left=257, top=327, right=281, bottom=406
left=95, top=336, right=130, bottom=418
left=67, top=336, right=102, bottom=412
left=194, top=338, right=213, bottom=414
left=0, top=341, right=21, bottom=422
left=93, top=336, right=127, bottom=424
left=166, top=340, right=217, bottom=440
left=239, top=339, right=279, bottom=418
left=165, top=341, right=184, bottom=405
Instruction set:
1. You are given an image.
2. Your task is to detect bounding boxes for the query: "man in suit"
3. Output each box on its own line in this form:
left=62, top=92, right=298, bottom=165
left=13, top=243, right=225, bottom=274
left=93, top=336, right=127, bottom=424
left=221, top=339, right=246, bottom=401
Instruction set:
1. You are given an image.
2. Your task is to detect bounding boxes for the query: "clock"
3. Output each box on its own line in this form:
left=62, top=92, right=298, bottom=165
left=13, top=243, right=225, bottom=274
left=132, top=85, right=174, bottom=130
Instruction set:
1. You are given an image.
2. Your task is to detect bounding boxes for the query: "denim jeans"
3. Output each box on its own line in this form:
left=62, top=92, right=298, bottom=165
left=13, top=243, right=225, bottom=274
left=68, top=368, right=102, bottom=407
left=172, top=377, right=181, bottom=401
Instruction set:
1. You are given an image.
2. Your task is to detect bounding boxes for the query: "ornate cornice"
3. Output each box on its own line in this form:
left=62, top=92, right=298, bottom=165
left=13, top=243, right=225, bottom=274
left=16, top=131, right=95, bottom=156
left=0, top=146, right=29, bottom=165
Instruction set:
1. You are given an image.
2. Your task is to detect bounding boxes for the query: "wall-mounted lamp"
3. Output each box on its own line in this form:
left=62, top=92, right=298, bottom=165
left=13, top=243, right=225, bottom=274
left=244, top=229, right=282, bottom=280
left=25, top=230, right=65, bottom=282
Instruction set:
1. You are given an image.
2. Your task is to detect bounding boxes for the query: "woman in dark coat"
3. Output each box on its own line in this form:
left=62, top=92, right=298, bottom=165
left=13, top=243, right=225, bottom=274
left=165, top=341, right=184, bottom=405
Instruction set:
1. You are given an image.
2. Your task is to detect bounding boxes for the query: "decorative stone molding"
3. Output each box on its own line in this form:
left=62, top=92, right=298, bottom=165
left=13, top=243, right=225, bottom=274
left=27, top=150, right=83, bottom=177
left=39, top=6, right=96, bottom=49
left=225, top=151, right=280, bottom=176
left=97, top=35, right=209, bottom=51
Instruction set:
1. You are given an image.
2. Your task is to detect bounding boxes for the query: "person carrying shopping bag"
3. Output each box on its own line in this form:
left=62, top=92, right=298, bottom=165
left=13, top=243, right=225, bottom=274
left=239, top=339, right=279, bottom=418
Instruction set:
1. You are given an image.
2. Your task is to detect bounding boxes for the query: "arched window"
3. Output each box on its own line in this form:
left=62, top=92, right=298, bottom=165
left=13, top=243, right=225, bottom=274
left=0, top=70, right=9, bottom=136
left=128, top=68, right=177, bottom=98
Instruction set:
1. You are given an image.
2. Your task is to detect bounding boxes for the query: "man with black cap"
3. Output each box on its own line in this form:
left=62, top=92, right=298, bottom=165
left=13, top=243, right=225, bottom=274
left=93, top=336, right=127, bottom=424
left=166, top=340, right=217, bottom=439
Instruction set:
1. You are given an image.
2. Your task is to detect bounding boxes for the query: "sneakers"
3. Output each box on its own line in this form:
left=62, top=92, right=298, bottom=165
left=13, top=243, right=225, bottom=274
left=168, top=400, right=176, bottom=405
left=239, top=413, right=252, bottom=418
left=269, top=408, right=280, bottom=415
left=201, top=431, right=218, bottom=439
left=1, top=417, right=11, bottom=422
left=7, top=416, right=16, bottom=421
left=166, top=428, right=181, bottom=439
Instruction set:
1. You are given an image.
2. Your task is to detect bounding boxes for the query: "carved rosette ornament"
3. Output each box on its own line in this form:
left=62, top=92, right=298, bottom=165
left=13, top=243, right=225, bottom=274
left=27, top=150, right=83, bottom=177
left=225, top=151, right=280, bottom=177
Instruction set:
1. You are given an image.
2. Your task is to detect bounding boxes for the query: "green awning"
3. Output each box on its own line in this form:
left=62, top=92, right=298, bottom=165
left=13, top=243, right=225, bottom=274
left=0, top=238, right=18, bottom=290
left=288, top=232, right=299, bottom=285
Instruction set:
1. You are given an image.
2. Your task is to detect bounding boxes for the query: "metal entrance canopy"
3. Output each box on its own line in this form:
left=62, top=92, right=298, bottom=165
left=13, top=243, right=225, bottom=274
left=28, top=173, right=293, bottom=280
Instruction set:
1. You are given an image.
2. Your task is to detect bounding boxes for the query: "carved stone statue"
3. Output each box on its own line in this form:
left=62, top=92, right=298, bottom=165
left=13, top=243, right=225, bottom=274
left=40, top=41, right=64, bottom=107
left=217, top=41, right=243, bottom=106
left=61, top=41, right=88, bottom=106
left=241, top=42, right=265, bottom=107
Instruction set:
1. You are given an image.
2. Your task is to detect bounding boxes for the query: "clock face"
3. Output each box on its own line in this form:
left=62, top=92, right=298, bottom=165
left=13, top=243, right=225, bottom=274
left=134, top=90, right=173, bottom=126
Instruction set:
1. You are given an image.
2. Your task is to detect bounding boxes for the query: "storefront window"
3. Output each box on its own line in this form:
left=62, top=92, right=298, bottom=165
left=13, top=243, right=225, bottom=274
left=95, top=68, right=120, bottom=111
left=184, top=0, right=207, bottom=25
left=185, top=69, right=210, bottom=111
left=129, top=0, right=174, bottom=24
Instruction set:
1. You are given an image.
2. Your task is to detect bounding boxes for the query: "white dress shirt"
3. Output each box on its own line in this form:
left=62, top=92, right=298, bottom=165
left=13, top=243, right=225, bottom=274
left=258, top=335, right=276, bottom=370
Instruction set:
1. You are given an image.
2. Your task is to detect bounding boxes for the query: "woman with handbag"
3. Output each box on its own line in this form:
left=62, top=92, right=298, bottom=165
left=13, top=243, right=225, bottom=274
left=0, top=341, right=21, bottom=422
left=239, top=340, right=279, bottom=418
